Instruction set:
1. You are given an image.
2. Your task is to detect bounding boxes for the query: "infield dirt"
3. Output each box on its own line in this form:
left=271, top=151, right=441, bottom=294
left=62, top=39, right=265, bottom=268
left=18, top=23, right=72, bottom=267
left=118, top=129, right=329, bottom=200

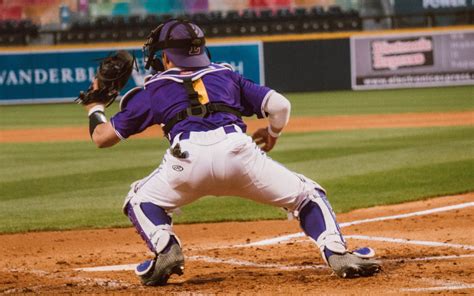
left=1, top=193, right=473, bottom=295
left=1, top=111, right=473, bottom=143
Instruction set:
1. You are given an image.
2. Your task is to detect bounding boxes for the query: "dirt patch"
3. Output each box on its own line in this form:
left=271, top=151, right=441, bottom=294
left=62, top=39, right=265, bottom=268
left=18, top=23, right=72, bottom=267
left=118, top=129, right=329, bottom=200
left=1, top=193, right=473, bottom=295
left=1, top=111, right=473, bottom=143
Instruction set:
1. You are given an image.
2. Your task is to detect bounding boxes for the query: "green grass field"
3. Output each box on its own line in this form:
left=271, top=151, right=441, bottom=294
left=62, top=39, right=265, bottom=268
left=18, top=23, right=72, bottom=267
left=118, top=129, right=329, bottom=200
left=0, top=86, right=472, bottom=128
left=0, top=86, right=473, bottom=233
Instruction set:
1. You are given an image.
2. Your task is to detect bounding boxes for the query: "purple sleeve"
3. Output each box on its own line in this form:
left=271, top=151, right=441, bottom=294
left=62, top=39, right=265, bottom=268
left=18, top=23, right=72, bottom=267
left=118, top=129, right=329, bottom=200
left=236, top=73, right=273, bottom=118
left=110, top=89, right=155, bottom=139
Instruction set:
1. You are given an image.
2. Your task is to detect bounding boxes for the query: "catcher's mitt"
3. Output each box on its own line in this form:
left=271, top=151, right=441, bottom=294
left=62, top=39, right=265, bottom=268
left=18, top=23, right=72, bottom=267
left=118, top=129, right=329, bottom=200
left=76, top=50, right=135, bottom=107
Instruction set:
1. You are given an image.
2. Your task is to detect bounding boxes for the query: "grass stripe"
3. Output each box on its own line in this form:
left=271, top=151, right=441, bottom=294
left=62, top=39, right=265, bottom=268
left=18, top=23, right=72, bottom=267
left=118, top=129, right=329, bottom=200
left=1, top=86, right=472, bottom=128
left=0, top=126, right=472, bottom=233
left=326, top=160, right=474, bottom=212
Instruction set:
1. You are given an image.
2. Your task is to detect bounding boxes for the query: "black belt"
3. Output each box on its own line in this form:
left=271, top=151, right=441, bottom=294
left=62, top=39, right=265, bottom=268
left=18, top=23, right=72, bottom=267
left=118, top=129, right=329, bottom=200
left=162, top=103, right=242, bottom=136
left=179, top=125, right=239, bottom=140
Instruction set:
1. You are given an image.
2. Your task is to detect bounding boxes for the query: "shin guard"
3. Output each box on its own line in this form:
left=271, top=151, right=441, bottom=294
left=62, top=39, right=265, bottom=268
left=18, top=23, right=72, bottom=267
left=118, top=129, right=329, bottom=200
left=126, top=201, right=181, bottom=253
left=126, top=200, right=185, bottom=285
left=298, top=190, right=347, bottom=263
left=298, top=190, right=381, bottom=277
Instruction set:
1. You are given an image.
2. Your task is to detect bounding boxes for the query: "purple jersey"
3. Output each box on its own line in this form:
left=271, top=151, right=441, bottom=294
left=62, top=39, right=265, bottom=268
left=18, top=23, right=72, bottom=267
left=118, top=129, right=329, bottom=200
left=111, top=63, right=272, bottom=141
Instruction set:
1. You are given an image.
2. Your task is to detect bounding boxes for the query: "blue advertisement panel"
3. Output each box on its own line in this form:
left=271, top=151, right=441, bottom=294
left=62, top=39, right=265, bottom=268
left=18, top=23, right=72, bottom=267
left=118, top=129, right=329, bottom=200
left=207, top=42, right=264, bottom=85
left=0, top=42, right=263, bottom=104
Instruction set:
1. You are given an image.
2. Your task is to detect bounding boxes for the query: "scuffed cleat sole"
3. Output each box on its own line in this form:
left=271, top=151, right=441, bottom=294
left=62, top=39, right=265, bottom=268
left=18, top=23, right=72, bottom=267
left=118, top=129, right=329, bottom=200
left=149, top=262, right=185, bottom=286
left=328, top=252, right=381, bottom=279
left=140, top=244, right=185, bottom=286
left=336, top=261, right=381, bottom=278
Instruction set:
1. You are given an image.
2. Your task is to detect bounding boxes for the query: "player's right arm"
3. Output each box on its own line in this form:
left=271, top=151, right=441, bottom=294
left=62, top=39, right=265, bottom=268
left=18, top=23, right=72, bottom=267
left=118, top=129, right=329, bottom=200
left=252, top=91, right=291, bottom=152
left=234, top=72, right=291, bottom=152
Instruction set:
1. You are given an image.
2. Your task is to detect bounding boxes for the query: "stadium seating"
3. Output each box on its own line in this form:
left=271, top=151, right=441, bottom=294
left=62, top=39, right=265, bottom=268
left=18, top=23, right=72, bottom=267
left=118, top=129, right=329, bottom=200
left=0, top=20, right=38, bottom=45
left=55, top=5, right=362, bottom=43
left=1, top=2, right=472, bottom=46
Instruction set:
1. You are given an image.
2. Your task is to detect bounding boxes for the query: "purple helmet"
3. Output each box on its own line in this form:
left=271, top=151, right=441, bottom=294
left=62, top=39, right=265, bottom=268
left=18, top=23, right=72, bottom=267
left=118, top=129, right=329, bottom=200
left=143, top=20, right=210, bottom=70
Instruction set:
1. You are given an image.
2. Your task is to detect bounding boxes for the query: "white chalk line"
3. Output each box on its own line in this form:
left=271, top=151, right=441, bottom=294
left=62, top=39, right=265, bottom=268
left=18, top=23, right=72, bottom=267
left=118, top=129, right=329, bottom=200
left=75, top=256, right=327, bottom=272
left=254, top=234, right=474, bottom=251
left=74, top=253, right=474, bottom=273
left=401, top=283, right=474, bottom=292
left=239, top=201, right=474, bottom=247
left=77, top=263, right=137, bottom=272
left=386, top=253, right=474, bottom=262
left=187, top=255, right=326, bottom=271
left=399, top=278, right=474, bottom=293
left=400, top=253, right=474, bottom=262
left=346, top=235, right=474, bottom=250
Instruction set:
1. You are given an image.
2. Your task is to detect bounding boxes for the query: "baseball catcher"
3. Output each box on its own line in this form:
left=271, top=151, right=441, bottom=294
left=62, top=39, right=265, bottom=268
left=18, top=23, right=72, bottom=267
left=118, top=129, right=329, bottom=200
left=80, top=19, right=381, bottom=286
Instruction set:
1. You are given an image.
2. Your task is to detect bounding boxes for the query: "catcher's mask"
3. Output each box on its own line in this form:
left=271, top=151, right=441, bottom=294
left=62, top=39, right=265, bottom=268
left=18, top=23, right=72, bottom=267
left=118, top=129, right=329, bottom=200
left=143, top=19, right=211, bottom=72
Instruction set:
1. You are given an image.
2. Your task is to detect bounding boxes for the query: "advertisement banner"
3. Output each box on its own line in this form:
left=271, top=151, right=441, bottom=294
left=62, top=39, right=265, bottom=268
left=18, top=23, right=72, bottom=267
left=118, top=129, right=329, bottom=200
left=350, top=30, right=474, bottom=90
left=394, top=0, right=473, bottom=14
left=0, top=42, right=264, bottom=104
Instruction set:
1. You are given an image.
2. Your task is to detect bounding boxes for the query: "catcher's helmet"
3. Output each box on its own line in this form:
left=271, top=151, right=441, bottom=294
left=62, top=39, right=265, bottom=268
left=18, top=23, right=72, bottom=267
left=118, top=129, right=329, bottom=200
left=143, top=19, right=210, bottom=72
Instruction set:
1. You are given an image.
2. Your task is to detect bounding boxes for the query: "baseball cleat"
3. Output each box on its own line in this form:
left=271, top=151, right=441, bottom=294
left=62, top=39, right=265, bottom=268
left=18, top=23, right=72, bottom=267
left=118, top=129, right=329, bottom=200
left=135, top=242, right=185, bottom=286
left=327, top=250, right=381, bottom=278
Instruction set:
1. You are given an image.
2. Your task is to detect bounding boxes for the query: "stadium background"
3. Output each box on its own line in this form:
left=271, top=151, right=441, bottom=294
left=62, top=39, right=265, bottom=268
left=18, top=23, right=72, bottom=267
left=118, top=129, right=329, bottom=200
left=0, top=0, right=473, bottom=294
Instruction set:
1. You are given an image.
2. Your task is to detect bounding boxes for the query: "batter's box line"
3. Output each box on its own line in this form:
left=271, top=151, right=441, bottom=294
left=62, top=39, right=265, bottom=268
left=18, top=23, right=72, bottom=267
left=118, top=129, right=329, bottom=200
left=74, top=257, right=326, bottom=273
left=288, top=234, right=474, bottom=251
left=74, top=253, right=474, bottom=273
left=397, top=277, right=474, bottom=293
left=190, top=233, right=474, bottom=253
left=236, top=201, right=474, bottom=248
left=345, top=235, right=474, bottom=250
left=400, top=282, right=474, bottom=292
left=400, top=283, right=474, bottom=293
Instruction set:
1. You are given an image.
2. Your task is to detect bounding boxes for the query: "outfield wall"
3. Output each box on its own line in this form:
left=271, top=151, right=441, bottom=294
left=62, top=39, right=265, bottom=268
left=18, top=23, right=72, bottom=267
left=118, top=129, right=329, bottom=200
left=1, top=26, right=473, bottom=104
left=263, top=38, right=351, bottom=92
left=0, top=42, right=264, bottom=104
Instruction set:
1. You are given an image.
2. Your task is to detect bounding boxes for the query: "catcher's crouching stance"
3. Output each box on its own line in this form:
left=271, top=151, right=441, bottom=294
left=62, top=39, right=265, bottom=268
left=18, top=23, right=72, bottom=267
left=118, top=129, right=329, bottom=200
left=78, top=20, right=381, bottom=286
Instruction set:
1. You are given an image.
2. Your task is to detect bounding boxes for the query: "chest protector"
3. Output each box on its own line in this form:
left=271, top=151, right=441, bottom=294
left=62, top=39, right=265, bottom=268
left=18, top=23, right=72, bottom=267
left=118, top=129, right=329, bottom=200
left=144, top=65, right=242, bottom=136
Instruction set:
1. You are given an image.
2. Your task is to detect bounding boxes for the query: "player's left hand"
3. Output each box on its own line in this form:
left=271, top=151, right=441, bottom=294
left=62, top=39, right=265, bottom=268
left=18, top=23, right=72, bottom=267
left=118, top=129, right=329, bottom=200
left=252, top=127, right=278, bottom=152
left=83, top=79, right=104, bottom=112
left=75, top=50, right=135, bottom=108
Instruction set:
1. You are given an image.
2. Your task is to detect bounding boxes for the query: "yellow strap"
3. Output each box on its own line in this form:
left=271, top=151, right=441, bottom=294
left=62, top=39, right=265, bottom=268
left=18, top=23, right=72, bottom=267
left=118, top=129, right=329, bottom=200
left=193, top=78, right=209, bottom=104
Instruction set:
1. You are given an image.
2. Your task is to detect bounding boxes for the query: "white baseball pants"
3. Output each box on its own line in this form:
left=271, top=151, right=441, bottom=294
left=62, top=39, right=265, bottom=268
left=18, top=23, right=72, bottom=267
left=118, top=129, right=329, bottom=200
left=123, top=125, right=324, bottom=214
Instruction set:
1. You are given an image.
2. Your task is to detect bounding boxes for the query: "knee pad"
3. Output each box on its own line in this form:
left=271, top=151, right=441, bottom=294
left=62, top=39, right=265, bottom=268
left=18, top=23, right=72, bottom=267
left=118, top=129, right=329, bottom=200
left=298, top=189, right=347, bottom=263
left=126, top=201, right=181, bottom=254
